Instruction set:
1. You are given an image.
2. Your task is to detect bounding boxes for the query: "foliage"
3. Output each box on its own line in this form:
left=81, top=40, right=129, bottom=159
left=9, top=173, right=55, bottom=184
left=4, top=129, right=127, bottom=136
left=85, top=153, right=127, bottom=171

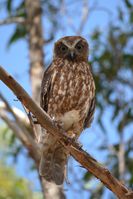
left=83, top=0, right=133, bottom=197
left=5, top=0, right=64, bottom=47
left=0, top=124, right=23, bottom=161
left=0, top=125, right=42, bottom=199
left=0, top=161, right=31, bottom=199
left=91, top=0, right=133, bottom=140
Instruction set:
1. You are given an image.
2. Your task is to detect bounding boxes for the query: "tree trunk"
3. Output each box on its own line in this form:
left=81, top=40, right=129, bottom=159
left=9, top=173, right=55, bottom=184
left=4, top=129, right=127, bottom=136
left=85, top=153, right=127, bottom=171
left=25, top=0, right=44, bottom=103
left=25, top=0, right=66, bottom=198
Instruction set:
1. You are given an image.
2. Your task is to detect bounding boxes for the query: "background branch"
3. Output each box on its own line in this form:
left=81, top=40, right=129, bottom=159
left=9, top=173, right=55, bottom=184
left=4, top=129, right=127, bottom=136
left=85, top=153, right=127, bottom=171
left=0, top=92, right=40, bottom=162
left=0, top=109, right=40, bottom=161
left=0, top=17, right=26, bottom=25
left=0, top=92, right=29, bottom=127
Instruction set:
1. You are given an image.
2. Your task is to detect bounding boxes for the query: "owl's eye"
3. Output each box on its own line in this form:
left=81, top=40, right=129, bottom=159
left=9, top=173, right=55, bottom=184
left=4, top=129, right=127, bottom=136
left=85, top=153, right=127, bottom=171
left=76, top=44, right=83, bottom=51
left=60, top=45, right=68, bottom=52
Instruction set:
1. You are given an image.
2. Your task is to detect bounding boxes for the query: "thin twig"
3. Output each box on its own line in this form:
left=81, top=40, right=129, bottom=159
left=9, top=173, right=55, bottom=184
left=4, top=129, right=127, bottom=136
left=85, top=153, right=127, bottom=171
left=0, top=17, right=25, bottom=25
left=0, top=92, right=32, bottom=136
left=0, top=93, right=29, bottom=124
left=77, top=0, right=89, bottom=35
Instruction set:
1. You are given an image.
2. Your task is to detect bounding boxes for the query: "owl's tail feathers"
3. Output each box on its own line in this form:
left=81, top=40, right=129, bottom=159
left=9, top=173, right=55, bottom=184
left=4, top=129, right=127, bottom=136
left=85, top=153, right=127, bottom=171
left=39, top=142, right=68, bottom=185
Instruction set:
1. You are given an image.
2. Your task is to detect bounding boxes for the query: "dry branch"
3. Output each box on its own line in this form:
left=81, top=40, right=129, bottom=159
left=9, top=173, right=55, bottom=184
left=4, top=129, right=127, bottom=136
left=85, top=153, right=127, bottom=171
left=0, top=109, right=40, bottom=161
left=0, top=93, right=40, bottom=162
left=0, top=99, right=29, bottom=125
left=0, top=17, right=25, bottom=25
left=0, top=66, right=133, bottom=199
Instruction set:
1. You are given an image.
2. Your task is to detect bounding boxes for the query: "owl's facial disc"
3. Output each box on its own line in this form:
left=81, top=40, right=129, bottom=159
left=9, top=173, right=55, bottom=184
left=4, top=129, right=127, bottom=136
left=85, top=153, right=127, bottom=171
left=54, top=36, right=89, bottom=61
left=67, top=41, right=85, bottom=60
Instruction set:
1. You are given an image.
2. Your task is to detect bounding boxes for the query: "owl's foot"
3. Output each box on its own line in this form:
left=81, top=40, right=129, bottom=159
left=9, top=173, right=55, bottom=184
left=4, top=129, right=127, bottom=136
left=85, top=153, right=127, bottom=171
left=64, top=131, right=83, bottom=149
left=76, top=141, right=83, bottom=149
left=52, top=117, right=64, bottom=130
left=67, top=130, right=77, bottom=139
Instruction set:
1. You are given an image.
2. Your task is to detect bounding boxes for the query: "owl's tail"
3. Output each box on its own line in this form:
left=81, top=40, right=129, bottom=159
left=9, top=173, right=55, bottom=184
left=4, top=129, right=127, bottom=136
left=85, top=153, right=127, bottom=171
left=39, top=135, right=68, bottom=185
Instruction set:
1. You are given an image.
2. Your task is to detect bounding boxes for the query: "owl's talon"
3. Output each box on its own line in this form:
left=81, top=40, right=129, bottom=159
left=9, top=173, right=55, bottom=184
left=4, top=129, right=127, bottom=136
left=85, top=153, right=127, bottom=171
left=65, top=135, right=83, bottom=149
left=53, top=119, right=64, bottom=130
left=76, top=141, right=83, bottom=149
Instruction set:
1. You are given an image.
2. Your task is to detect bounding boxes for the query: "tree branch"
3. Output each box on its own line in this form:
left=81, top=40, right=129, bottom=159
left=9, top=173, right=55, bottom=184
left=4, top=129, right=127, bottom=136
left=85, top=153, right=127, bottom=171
left=0, top=109, right=40, bottom=162
left=0, top=93, right=29, bottom=127
left=0, top=66, right=133, bottom=199
left=0, top=92, right=37, bottom=142
left=0, top=99, right=29, bottom=125
left=0, top=17, right=26, bottom=25
left=77, top=0, right=89, bottom=35
left=0, top=92, right=38, bottom=141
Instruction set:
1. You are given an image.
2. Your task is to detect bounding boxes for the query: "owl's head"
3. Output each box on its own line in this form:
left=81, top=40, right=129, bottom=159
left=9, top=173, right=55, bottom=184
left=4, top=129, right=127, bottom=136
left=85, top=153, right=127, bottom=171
left=53, top=36, right=89, bottom=62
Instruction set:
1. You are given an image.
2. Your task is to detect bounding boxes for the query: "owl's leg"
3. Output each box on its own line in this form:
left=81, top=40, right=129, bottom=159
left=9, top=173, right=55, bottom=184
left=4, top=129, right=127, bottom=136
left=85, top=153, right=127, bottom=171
left=66, top=130, right=83, bottom=149
left=66, top=121, right=84, bottom=149
left=66, top=125, right=80, bottom=140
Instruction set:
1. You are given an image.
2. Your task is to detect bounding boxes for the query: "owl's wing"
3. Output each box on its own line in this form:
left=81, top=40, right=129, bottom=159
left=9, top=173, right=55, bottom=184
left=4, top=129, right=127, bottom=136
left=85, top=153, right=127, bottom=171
left=84, top=97, right=95, bottom=128
left=40, top=64, right=53, bottom=112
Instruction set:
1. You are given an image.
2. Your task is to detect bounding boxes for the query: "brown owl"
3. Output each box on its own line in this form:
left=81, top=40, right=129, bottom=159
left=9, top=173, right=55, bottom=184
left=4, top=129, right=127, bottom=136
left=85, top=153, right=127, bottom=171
left=39, top=36, right=95, bottom=185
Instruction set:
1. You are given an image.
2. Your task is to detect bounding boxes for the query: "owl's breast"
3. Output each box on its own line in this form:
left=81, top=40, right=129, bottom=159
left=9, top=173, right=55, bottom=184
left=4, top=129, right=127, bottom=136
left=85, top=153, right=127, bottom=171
left=48, top=61, right=95, bottom=118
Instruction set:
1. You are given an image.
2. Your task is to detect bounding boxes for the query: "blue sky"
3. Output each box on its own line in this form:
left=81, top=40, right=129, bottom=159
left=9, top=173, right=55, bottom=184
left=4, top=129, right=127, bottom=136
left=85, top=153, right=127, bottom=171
left=0, top=1, right=127, bottom=199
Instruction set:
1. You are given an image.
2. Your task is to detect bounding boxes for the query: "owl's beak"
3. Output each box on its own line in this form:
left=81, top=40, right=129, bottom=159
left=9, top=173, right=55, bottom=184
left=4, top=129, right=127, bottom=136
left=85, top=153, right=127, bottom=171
left=70, top=51, right=75, bottom=59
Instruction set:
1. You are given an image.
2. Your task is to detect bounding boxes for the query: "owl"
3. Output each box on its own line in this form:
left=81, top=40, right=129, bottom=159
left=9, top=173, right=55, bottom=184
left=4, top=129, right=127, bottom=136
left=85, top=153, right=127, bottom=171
left=39, top=36, right=95, bottom=185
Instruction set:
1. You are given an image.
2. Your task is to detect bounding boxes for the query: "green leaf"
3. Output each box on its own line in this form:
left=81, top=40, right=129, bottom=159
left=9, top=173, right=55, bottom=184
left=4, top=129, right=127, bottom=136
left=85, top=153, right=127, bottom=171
left=130, top=11, right=133, bottom=23
left=83, top=172, right=92, bottom=181
left=119, top=33, right=127, bottom=46
left=98, top=117, right=106, bottom=133
left=6, top=0, right=12, bottom=14
left=91, top=30, right=101, bottom=40
left=111, top=105, right=120, bottom=121
left=7, top=25, right=27, bottom=47
left=125, top=0, right=132, bottom=8
left=15, top=1, right=25, bottom=17
left=9, top=133, right=16, bottom=147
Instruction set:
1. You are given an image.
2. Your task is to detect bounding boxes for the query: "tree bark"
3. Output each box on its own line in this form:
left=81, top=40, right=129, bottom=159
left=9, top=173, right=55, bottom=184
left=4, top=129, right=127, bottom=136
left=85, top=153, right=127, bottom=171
left=25, top=0, right=44, bottom=103
left=24, top=1, right=66, bottom=198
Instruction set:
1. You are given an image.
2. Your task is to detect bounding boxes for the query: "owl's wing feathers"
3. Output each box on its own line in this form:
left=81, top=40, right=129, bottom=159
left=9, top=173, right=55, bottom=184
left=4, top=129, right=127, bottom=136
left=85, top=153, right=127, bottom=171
left=40, top=64, right=68, bottom=185
left=84, top=97, right=95, bottom=128
left=40, top=64, right=53, bottom=112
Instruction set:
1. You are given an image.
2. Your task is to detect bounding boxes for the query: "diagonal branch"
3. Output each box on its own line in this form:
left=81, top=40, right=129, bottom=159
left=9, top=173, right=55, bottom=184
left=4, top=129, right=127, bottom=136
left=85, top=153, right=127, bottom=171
left=0, top=65, right=133, bottom=199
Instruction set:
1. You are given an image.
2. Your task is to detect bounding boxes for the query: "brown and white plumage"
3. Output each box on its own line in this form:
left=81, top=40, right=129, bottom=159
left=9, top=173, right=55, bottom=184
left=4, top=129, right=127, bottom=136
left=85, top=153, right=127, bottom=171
left=39, top=36, right=95, bottom=185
